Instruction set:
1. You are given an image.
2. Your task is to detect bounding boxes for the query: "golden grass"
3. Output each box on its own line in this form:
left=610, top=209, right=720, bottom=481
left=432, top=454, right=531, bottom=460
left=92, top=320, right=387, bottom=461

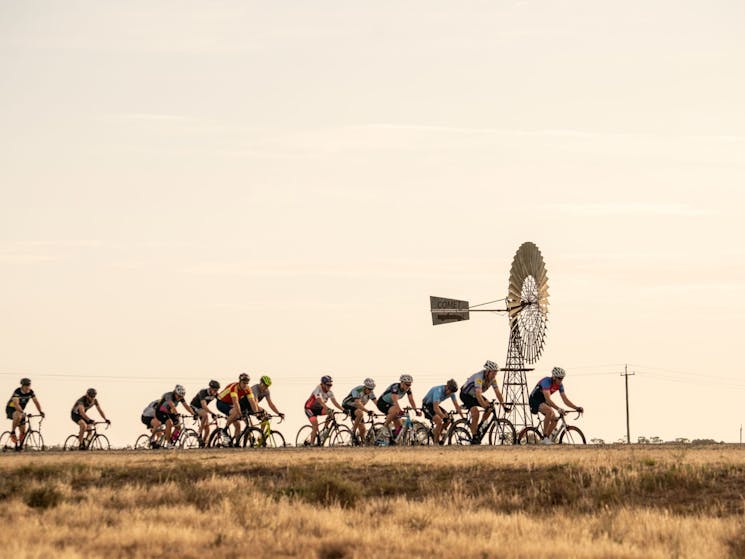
left=2, top=446, right=745, bottom=559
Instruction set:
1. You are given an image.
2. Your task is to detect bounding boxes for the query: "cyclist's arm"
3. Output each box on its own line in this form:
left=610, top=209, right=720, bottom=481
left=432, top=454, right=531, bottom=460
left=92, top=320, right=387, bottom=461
left=265, top=396, right=283, bottom=417
left=330, top=396, right=344, bottom=411
left=32, top=396, right=44, bottom=416
left=407, top=392, right=420, bottom=415
left=77, top=403, right=92, bottom=422
left=491, top=384, right=507, bottom=407
left=199, top=399, right=209, bottom=410
left=560, top=393, right=581, bottom=411
left=433, top=400, right=445, bottom=418
left=244, top=393, right=259, bottom=414
left=541, top=389, right=561, bottom=412
left=94, top=402, right=110, bottom=423
left=475, top=387, right=489, bottom=408
left=182, top=402, right=196, bottom=416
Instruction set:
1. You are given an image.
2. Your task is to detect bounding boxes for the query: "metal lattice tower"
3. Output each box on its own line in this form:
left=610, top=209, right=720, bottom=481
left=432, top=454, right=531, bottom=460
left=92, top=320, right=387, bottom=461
left=501, top=324, right=535, bottom=431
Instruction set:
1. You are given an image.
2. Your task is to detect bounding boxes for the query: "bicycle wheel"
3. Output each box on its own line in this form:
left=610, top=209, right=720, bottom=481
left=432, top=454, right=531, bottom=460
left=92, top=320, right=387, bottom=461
left=411, top=425, right=432, bottom=446
left=488, top=418, right=517, bottom=446
left=179, top=430, right=200, bottom=449
left=90, top=434, right=110, bottom=451
left=518, top=427, right=543, bottom=445
left=64, top=435, right=80, bottom=451
left=135, top=434, right=151, bottom=450
left=559, top=426, right=587, bottom=444
left=23, top=430, right=44, bottom=451
left=448, top=426, right=473, bottom=446
left=0, top=431, right=14, bottom=451
left=330, top=425, right=354, bottom=447
left=265, top=430, right=286, bottom=448
left=241, top=427, right=263, bottom=448
left=295, top=425, right=315, bottom=447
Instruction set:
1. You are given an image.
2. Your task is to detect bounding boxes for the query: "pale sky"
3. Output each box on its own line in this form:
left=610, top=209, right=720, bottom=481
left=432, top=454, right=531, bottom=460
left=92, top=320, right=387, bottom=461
left=2, top=1, right=744, bottom=447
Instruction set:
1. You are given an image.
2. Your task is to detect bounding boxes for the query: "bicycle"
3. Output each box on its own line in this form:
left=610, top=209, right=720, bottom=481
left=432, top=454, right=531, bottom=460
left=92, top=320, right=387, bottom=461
left=448, top=400, right=516, bottom=446
left=169, top=415, right=201, bottom=449
left=351, top=410, right=387, bottom=446
left=205, top=414, right=232, bottom=448
left=419, top=410, right=461, bottom=446
left=241, top=413, right=286, bottom=448
left=517, top=410, right=586, bottom=444
left=295, top=411, right=354, bottom=447
left=0, top=414, right=45, bottom=451
left=64, top=421, right=111, bottom=451
left=375, top=407, right=429, bottom=446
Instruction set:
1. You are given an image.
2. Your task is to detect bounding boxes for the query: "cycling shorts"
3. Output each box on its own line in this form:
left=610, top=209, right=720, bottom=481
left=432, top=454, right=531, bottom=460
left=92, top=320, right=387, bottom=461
left=155, top=410, right=178, bottom=424
left=459, top=392, right=482, bottom=410
left=70, top=411, right=85, bottom=424
left=529, top=394, right=544, bottom=415
left=141, top=415, right=155, bottom=427
left=216, top=400, right=233, bottom=416
left=304, top=405, right=325, bottom=420
left=423, top=402, right=442, bottom=421
left=343, top=405, right=362, bottom=421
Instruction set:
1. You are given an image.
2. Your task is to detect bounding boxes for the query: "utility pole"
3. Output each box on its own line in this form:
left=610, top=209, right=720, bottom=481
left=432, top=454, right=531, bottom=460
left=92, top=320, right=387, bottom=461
left=621, top=364, right=635, bottom=444
left=740, top=425, right=742, bottom=445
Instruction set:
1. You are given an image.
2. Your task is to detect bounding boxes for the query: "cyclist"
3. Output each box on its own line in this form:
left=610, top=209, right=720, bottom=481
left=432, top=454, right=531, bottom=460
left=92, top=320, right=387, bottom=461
left=303, top=375, right=344, bottom=446
left=422, top=379, right=464, bottom=445
left=5, top=377, right=45, bottom=447
left=529, top=366, right=584, bottom=445
left=341, top=378, right=378, bottom=444
left=246, top=375, right=285, bottom=420
left=460, top=360, right=508, bottom=444
left=216, top=373, right=257, bottom=445
left=376, top=374, right=420, bottom=445
left=141, top=399, right=163, bottom=448
left=156, top=384, right=196, bottom=447
left=70, top=388, right=110, bottom=450
left=190, top=380, right=221, bottom=446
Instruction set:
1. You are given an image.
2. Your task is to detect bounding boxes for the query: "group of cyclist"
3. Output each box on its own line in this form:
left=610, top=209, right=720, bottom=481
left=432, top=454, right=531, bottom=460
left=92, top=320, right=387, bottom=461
left=302, top=360, right=583, bottom=446
left=4, top=361, right=583, bottom=450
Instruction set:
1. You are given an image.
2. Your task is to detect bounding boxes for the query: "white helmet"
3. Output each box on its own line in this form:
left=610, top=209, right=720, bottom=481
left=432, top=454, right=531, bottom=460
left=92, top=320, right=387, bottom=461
left=399, top=374, right=413, bottom=384
left=174, top=384, right=186, bottom=397
left=551, top=366, right=566, bottom=379
left=484, top=360, right=499, bottom=372
left=363, top=378, right=376, bottom=389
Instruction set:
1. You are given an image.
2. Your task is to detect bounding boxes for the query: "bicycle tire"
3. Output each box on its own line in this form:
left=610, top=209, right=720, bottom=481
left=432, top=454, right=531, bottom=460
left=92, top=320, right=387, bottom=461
left=264, top=430, right=286, bottom=448
left=23, top=430, right=44, bottom=451
left=64, top=435, right=80, bottom=451
left=208, top=427, right=233, bottom=448
left=559, top=426, right=586, bottom=444
left=448, top=426, right=473, bottom=446
left=330, top=425, right=354, bottom=447
left=488, top=418, right=517, bottom=446
left=134, top=434, right=151, bottom=449
left=241, top=427, right=263, bottom=448
left=0, top=431, right=14, bottom=451
left=295, top=425, right=316, bottom=447
left=179, top=430, right=200, bottom=449
left=90, top=434, right=110, bottom=451
left=411, top=425, right=432, bottom=446
left=518, top=427, right=543, bottom=445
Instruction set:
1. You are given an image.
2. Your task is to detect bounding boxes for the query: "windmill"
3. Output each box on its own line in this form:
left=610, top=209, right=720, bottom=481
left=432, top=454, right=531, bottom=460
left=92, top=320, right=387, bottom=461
left=429, top=242, right=549, bottom=432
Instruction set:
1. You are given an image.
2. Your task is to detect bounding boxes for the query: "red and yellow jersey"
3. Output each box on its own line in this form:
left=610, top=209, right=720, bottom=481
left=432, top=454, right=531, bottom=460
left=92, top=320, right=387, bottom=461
left=218, top=382, right=253, bottom=404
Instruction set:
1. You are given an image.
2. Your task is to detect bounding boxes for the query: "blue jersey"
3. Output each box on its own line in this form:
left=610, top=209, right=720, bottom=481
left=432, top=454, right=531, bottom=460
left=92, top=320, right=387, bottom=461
left=422, top=385, right=456, bottom=406
left=529, top=377, right=564, bottom=403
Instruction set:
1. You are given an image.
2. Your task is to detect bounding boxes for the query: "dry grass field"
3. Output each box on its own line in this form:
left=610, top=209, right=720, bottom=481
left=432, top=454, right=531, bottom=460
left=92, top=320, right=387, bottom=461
left=2, top=445, right=745, bottom=559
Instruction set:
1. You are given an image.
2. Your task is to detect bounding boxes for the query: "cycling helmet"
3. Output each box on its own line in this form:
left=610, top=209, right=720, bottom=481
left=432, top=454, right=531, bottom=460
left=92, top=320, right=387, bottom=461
left=484, top=360, right=499, bottom=372
left=208, top=380, right=220, bottom=389
left=551, top=366, right=566, bottom=379
left=363, top=378, right=376, bottom=390
left=399, top=374, right=413, bottom=384
left=321, top=375, right=333, bottom=385
left=86, top=388, right=97, bottom=398
left=239, top=373, right=250, bottom=383
left=446, top=379, right=458, bottom=392
left=20, top=378, right=31, bottom=386
left=260, top=375, right=272, bottom=387
left=174, top=384, right=186, bottom=397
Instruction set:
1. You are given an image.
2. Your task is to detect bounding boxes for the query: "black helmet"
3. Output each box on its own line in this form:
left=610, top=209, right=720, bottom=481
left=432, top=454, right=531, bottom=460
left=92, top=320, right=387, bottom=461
left=446, top=379, right=458, bottom=392
left=20, top=378, right=31, bottom=386
left=208, top=380, right=220, bottom=389
left=86, top=388, right=97, bottom=398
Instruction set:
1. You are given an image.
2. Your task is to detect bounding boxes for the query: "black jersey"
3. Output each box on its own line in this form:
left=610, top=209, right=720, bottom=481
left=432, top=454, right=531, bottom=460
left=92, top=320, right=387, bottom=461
left=6, top=387, right=35, bottom=410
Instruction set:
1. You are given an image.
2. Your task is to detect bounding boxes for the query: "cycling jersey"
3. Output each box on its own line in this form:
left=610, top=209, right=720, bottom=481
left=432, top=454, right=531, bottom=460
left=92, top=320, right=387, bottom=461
left=250, top=383, right=270, bottom=403
left=529, top=377, right=564, bottom=401
left=6, top=387, right=35, bottom=410
left=71, top=396, right=96, bottom=414
left=305, top=385, right=334, bottom=410
left=190, top=388, right=217, bottom=409
left=218, top=382, right=253, bottom=404
left=422, top=385, right=456, bottom=406
left=158, top=391, right=185, bottom=413
left=461, top=370, right=498, bottom=397
left=379, top=383, right=411, bottom=405
left=142, top=400, right=158, bottom=418
left=342, top=385, right=376, bottom=408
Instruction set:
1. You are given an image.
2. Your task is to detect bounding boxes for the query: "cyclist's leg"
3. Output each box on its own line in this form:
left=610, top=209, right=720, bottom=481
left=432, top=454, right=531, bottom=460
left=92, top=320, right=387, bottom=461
left=538, top=403, right=557, bottom=438
left=307, top=408, right=321, bottom=444
left=460, top=393, right=480, bottom=436
left=196, top=408, right=209, bottom=441
left=14, top=411, right=26, bottom=441
left=74, top=413, right=87, bottom=447
left=353, top=408, right=366, bottom=439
